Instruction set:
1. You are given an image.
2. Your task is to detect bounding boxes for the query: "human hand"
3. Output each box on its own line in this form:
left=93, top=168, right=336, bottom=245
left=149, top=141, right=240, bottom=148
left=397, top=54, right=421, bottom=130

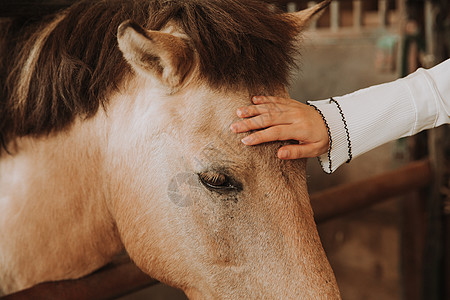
left=230, top=96, right=329, bottom=159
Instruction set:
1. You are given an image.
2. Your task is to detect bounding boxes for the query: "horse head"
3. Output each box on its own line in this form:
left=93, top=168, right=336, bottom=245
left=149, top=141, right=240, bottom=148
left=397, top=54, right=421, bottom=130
left=106, top=1, right=339, bottom=298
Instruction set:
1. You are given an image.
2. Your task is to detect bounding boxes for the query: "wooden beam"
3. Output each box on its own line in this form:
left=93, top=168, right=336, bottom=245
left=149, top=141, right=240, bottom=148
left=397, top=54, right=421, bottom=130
left=2, top=255, right=158, bottom=300
left=311, top=159, right=432, bottom=223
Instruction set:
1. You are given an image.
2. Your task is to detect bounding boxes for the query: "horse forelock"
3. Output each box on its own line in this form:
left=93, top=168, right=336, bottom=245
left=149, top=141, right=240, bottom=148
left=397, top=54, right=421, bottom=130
left=0, top=0, right=301, bottom=154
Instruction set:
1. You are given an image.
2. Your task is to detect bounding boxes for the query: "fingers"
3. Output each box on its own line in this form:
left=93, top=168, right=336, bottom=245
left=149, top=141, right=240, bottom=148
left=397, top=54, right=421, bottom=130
left=241, top=125, right=294, bottom=145
left=252, top=96, right=289, bottom=105
left=236, top=96, right=291, bottom=118
left=231, top=113, right=291, bottom=133
left=230, top=115, right=270, bottom=133
left=232, top=99, right=295, bottom=133
left=277, top=144, right=324, bottom=159
left=231, top=103, right=291, bottom=133
left=236, top=103, right=284, bottom=118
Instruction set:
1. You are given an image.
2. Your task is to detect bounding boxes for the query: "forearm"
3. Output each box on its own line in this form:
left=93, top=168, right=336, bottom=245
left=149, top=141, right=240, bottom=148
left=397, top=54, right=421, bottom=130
left=308, top=58, right=450, bottom=173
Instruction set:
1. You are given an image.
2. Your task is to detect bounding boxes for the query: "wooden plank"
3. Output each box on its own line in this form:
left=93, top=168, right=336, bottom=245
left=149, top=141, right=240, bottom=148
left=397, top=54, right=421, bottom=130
left=1, top=255, right=158, bottom=300
left=311, top=159, right=432, bottom=223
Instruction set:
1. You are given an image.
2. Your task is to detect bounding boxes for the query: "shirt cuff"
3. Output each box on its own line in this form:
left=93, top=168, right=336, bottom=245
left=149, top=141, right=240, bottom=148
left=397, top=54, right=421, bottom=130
left=307, top=99, right=350, bottom=174
left=309, top=79, right=418, bottom=173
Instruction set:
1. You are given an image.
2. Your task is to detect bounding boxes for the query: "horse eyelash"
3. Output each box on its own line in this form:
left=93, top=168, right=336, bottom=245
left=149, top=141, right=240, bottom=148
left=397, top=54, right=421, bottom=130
left=200, top=172, right=226, bottom=185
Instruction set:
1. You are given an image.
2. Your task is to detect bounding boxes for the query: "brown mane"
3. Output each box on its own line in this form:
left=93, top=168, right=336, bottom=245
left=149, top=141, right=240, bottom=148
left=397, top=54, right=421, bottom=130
left=0, top=0, right=301, bottom=153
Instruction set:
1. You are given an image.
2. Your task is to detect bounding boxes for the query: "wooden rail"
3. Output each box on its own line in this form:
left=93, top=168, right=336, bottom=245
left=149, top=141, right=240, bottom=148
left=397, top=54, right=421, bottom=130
left=1, top=255, right=157, bottom=300
left=2, top=159, right=433, bottom=299
left=311, top=159, right=432, bottom=222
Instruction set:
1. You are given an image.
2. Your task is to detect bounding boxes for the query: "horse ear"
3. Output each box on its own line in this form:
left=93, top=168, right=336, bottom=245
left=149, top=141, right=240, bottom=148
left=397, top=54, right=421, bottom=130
left=289, top=0, right=331, bottom=27
left=117, top=21, right=193, bottom=88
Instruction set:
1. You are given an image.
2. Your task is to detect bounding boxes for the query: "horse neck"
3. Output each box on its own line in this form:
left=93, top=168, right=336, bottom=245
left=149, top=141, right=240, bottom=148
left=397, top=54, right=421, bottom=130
left=0, top=117, right=123, bottom=294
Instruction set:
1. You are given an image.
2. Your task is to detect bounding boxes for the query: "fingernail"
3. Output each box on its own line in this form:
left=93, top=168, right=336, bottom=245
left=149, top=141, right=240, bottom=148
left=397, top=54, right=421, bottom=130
left=279, top=150, right=289, bottom=158
left=230, top=124, right=236, bottom=132
left=252, top=96, right=262, bottom=103
left=241, top=136, right=253, bottom=145
left=236, top=109, right=244, bottom=117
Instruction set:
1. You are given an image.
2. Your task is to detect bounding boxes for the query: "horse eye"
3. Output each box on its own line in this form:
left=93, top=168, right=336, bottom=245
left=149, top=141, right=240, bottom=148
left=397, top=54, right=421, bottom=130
left=198, top=171, right=239, bottom=191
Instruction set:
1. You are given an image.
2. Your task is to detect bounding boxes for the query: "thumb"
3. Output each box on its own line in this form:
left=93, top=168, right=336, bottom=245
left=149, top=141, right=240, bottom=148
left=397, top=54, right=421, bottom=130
left=277, top=144, right=321, bottom=159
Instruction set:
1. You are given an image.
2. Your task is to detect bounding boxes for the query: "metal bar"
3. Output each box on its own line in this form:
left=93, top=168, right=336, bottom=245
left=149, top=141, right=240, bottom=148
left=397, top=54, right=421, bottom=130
left=1, top=255, right=158, bottom=300
left=311, top=159, right=432, bottom=223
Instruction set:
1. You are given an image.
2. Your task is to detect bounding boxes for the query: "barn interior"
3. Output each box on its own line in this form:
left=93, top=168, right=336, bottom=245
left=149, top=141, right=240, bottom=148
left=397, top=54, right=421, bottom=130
left=1, top=1, right=449, bottom=300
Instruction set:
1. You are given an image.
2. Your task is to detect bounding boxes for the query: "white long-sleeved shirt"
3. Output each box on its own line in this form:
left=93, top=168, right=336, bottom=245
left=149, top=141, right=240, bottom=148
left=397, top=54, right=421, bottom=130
left=308, top=58, right=450, bottom=173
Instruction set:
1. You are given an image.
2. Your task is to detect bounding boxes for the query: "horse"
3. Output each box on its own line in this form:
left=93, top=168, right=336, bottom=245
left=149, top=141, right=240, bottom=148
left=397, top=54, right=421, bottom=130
left=0, top=0, right=340, bottom=298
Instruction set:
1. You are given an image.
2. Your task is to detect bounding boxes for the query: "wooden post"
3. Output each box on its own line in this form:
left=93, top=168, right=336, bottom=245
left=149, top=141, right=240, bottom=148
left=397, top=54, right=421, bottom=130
left=421, top=3, right=447, bottom=296
left=353, top=0, right=363, bottom=31
left=308, top=1, right=318, bottom=30
left=286, top=2, right=297, bottom=13
left=311, top=160, right=431, bottom=223
left=420, top=126, right=447, bottom=300
left=400, top=132, right=429, bottom=300
left=330, top=0, right=340, bottom=32
left=424, top=0, right=436, bottom=64
left=396, top=0, right=407, bottom=77
left=378, top=0, right=388, bottom=28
